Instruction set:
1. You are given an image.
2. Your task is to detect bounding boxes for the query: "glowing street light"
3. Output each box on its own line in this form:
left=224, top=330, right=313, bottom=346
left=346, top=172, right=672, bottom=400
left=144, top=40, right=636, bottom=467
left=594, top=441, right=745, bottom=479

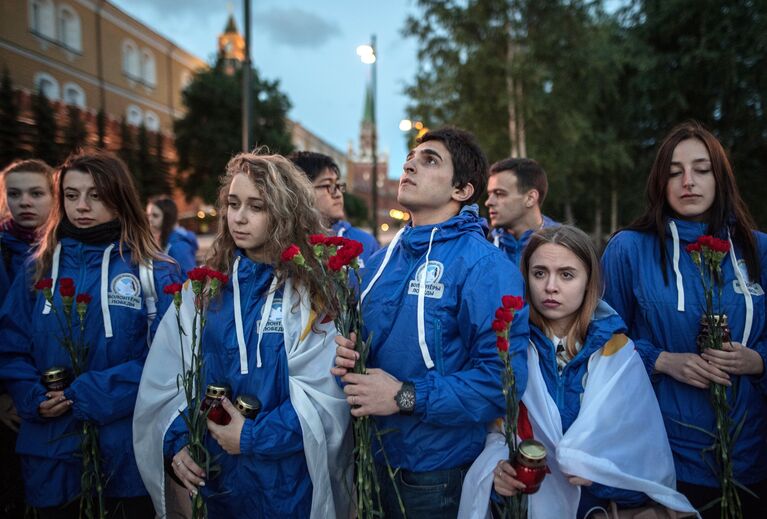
left=358, top=35, right=379, bottom=239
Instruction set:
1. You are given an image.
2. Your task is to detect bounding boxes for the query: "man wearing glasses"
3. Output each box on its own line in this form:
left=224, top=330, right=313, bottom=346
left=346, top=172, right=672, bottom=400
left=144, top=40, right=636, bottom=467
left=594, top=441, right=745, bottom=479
left=289, top=151, right=380, bottom=265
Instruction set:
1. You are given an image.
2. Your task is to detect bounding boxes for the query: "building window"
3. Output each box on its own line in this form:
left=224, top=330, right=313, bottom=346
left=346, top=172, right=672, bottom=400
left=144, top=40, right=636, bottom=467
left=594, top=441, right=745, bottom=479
left=144, top=111, right=160, bottom=132
left=122, top=40, right=141, bottom=80
left=29, top=0, right=56, bottom=40
left=62, top=82, right=85, bottom=108
left=126, top=105, right=143, bottom=126
left=34, top=72, right=60, bottom=100
left=141, top=49, right=156, bottom=86
left=57, top=4, right=82, bottom=52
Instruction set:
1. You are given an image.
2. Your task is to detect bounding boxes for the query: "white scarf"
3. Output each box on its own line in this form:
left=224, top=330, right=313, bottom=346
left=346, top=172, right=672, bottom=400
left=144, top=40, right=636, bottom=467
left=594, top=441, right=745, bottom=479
left=132, top=277, right=352, bottom=518
left=458, top=337, right=698, bottom=519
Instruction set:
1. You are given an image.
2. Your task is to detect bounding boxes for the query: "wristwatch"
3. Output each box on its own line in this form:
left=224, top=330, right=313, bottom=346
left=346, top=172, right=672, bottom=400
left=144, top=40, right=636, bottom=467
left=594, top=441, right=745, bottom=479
left=394, top=381, right=416, bottom=416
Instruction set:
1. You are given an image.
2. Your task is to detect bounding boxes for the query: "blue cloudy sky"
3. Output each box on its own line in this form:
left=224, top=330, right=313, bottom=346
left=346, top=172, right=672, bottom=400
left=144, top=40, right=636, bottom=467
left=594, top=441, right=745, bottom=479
left=111, top=0, right=420, bottom=179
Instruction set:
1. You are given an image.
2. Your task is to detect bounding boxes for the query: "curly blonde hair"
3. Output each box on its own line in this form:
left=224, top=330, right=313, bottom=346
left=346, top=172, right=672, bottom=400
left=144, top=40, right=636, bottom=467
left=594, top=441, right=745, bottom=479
left=206, top=151, right=338, bottom=316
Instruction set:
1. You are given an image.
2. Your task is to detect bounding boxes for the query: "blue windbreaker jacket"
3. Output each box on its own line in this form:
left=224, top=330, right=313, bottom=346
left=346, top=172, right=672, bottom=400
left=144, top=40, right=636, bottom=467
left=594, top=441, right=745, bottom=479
left=602, top=219, right=767, bottom=487
left=489, top=215, right=558, bottom=266
left=530, top=302, right=648, bottom=511
left=360, top=205, right=529, bottom=472
left=0, top=229, right=34, bottom=302
left=332, top=220, right=380, bottom=266
left=0, top=237, right=180, bottom=507
left=163, top=255, right=312, bottom=518
left=166, top=227, right=198, bottom=274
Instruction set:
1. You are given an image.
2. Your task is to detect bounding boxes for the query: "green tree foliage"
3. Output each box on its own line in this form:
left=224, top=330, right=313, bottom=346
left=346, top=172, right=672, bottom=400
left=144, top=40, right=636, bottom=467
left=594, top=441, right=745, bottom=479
left=32, top=92, right=60, bottom=167
left=404, top=0, right=767, bottom=233
left=63, top=105, right=88, bottom=157
left=0, top=66, right=21, bottom=168
left=174, top=64, right=294, bottom=202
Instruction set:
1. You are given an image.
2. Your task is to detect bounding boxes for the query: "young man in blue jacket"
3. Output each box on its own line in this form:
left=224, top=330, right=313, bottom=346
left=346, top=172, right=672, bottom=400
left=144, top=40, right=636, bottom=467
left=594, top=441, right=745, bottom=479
left=333, top=127, right=529, bottom=518
left=288, top=151, right=380, bottom=265
left=485, top=158, right=558, bottom=265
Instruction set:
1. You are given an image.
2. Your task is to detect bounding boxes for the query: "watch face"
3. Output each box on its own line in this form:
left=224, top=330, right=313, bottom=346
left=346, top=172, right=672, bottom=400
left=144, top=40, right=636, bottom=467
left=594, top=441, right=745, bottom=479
left=397, top=387, right=415, bottom=411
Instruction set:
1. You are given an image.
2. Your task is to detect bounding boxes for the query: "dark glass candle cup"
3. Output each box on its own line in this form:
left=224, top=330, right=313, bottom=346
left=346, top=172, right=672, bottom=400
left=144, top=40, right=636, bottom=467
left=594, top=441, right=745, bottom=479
left=234, top=395, right=261, bottom=419
left=41, top=367, right=72, bottom=392
left=201, top=383, right=231, bottom=426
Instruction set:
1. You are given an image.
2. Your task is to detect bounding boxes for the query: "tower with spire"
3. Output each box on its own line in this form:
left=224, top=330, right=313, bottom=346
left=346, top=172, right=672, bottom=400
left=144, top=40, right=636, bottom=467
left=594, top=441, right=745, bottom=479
left=217, top=10, right=245, bottom=75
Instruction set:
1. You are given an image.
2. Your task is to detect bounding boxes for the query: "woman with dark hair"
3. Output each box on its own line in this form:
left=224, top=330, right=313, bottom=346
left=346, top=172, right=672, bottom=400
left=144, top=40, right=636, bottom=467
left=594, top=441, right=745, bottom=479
left=147, top=196, right=198, bottom=273
left=0, top=150, right=181, bottom=517
left=602, top=121, right=767, bottom=517
left=134, top=152, right=351, bottom=518
left=460, top=225, right=694, bottom=519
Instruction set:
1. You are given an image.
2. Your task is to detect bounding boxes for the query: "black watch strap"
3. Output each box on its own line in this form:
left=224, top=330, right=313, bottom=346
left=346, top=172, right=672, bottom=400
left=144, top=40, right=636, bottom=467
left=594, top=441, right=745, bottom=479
left=395, top=381, right=416, bottom=416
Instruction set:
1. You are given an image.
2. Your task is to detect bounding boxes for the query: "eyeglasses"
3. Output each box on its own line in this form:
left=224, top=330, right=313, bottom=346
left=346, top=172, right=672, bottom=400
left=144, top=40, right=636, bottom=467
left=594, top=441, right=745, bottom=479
left=314, top=182, right=347, bottom=195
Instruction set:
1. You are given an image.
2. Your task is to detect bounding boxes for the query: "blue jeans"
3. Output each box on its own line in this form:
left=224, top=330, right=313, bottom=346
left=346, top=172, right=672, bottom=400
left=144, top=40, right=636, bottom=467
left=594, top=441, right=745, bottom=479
left=377, top=463, right=469, bottom=518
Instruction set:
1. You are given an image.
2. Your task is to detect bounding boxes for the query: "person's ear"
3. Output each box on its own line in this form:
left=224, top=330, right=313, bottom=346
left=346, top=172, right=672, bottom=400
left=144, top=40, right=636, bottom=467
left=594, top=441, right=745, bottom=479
left=452, top=182, right=475, bottom=203
left=525, top=189, right=539, bottom=208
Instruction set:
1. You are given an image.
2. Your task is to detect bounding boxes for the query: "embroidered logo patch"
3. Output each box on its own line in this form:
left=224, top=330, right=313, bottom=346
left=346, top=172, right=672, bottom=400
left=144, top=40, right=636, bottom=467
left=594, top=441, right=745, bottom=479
left=108, top=273, right=142, bottom=310
left=257, top=298, right=284, bottom=333
left=733, top=259, right=764, bottom=296
left=407, top=261, right=445, bottom=299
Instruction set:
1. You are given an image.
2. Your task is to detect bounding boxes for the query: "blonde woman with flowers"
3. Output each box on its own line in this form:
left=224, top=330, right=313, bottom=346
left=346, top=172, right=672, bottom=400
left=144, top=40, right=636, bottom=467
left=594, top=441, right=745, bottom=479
left=134, top=152, right=351, bottom=519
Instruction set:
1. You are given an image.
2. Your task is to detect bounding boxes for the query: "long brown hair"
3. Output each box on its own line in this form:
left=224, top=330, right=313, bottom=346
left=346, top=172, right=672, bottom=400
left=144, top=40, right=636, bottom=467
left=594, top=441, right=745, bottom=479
left=521, top=225, right=602, bottom=357
left=206, top=152, right=337, bottom=315
left=623, top=120, right=759, bottom=282
left=34, top=150, right=164, bottom=280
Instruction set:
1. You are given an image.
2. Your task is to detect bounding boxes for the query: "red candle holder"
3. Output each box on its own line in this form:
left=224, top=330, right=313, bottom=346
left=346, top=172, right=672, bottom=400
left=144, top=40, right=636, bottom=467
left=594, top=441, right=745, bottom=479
left=201, top=383, right=231, bottom=426
left=512, top=439, right=548, bottom=494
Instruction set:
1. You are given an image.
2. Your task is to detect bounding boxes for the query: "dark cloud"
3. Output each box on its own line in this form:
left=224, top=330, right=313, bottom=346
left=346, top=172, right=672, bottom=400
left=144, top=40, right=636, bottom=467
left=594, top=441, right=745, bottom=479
left=253, top=7, right=341, bottom=48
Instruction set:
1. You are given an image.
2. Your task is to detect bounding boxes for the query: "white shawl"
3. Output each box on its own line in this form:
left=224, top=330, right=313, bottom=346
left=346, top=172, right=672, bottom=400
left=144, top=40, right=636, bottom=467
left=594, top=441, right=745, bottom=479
left=133, top=278, right=352, bottom=518
left=458, top=336, right=698, bottom=519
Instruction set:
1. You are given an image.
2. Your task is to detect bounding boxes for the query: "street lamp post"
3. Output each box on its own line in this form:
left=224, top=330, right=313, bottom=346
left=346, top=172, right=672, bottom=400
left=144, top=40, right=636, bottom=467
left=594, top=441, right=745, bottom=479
left=357, top=36, right=378, bottom=239
left=242, top=0, right=252, bottom=152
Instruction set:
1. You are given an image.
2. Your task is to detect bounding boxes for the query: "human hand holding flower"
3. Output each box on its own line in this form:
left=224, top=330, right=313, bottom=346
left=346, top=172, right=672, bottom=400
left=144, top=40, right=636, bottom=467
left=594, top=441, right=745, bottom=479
left=38, top=391, right=72, bottom=418
left=341, top=369, right=401, bottom=417
left=331, top=332, right=359, bottom=377
left=493, top=460, right=526, bottom=497
left=701, top=341, right=764, bottom=376
left=207, top=398, right=245, bottom=455
left=172, top=446, right=206, bottom=495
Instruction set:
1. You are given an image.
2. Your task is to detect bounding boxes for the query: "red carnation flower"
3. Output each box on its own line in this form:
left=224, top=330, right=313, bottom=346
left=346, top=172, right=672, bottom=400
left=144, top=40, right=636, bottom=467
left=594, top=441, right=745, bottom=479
left=309, top=234, right=328, bottom=245
left=495, top=307, right=514, bottom=324
left=496, top=336, right=509, bottom=352
left=328, top=254, right=345, bottom=271
left=163, top=283, right=183, bottom=295
left=281, top=245, right=301, bottom=262
left=75, top=293, right=92, bottom=305
left=59, top=278, right=75, bottom=298
left=35, top=278, right=53, bottom=290
left=325, top=236, right=345, bottom=247
left=502, top=295, right=524, bottom=311
left=187, top=267, right=210, bottom=282
left=686, top=243, right=701, bottom=253
left=491, top=319, right=506, bottom=333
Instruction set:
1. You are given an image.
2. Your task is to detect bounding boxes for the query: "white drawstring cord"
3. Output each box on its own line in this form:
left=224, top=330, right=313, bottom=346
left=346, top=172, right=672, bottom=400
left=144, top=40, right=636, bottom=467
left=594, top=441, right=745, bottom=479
left=255, top=278, right=279, bottom=370
left=43, top=243, right=62, bottom=315
left=100, top=244, right=114, bottom=338
left=416, top=227, right=439, bottom=369
left=668, top=221, right=685, bottom=312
